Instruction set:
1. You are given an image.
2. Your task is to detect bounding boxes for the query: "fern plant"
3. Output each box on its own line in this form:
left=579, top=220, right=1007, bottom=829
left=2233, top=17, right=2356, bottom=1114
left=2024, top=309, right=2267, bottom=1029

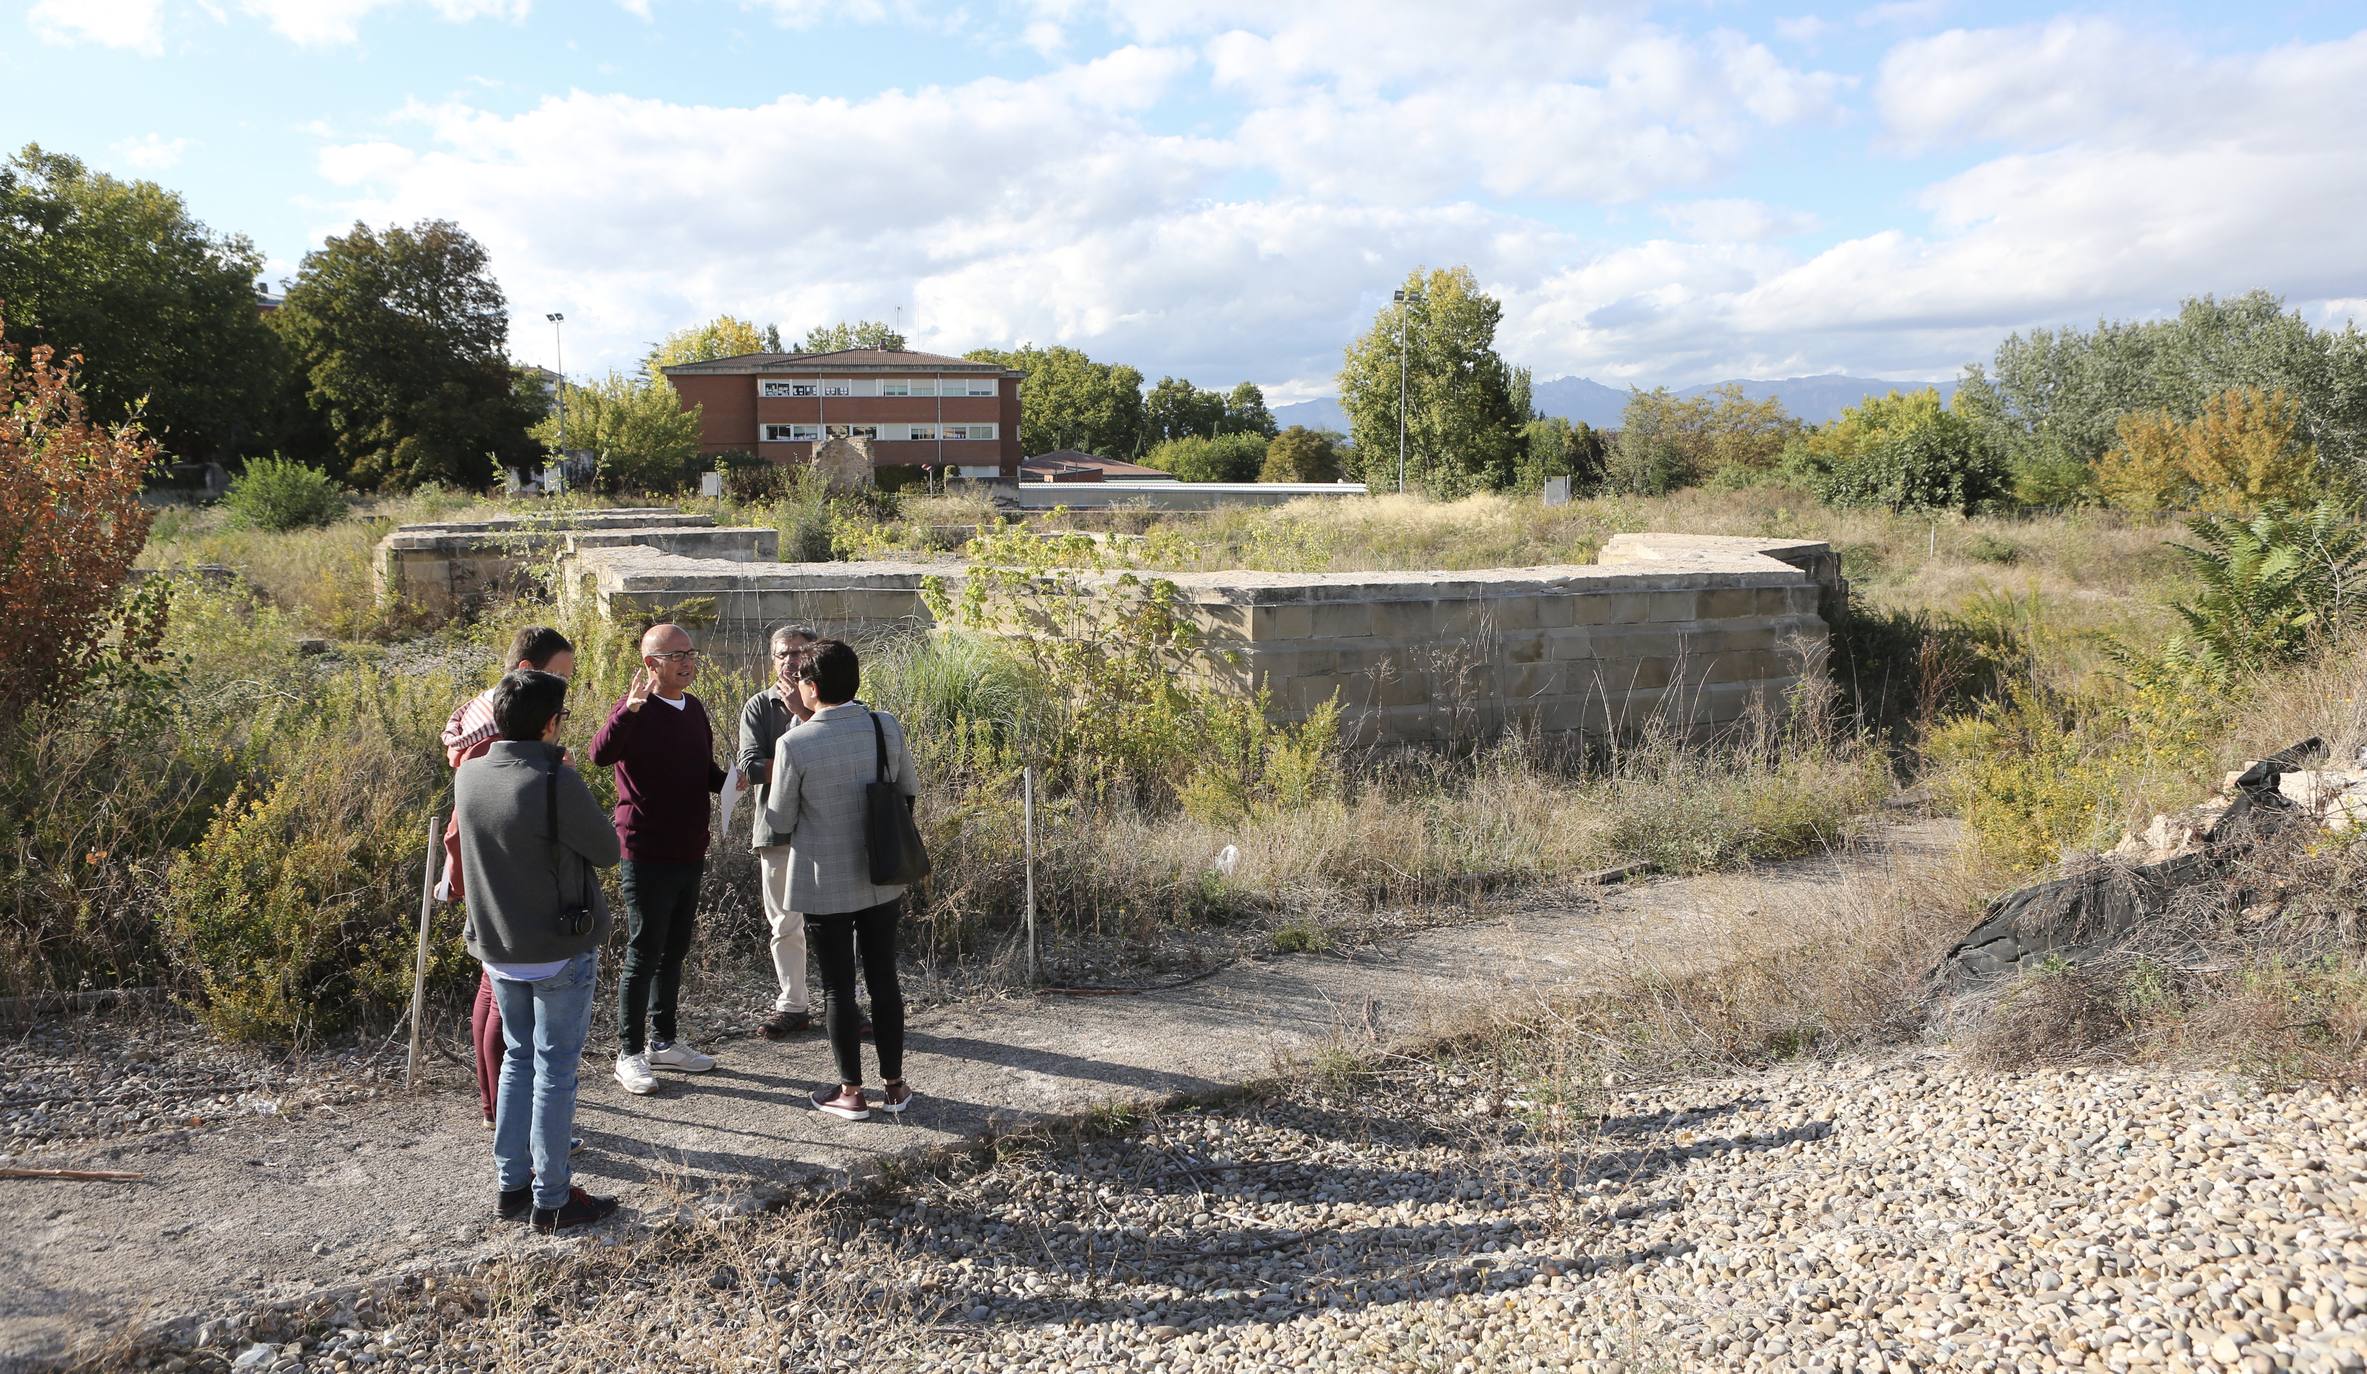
left=2155, top=500, right=2367, bottom=682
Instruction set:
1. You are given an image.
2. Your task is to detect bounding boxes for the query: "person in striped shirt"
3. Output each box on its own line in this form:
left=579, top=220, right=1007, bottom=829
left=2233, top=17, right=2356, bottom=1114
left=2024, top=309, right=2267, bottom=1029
left=441, top=626, right=577, bottom=1125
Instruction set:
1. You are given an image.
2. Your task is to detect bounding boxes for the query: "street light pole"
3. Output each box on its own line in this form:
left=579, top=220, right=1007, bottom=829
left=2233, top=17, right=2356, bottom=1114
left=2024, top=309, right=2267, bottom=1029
left=545, top=312, right=566, bottom=455
left=1392, top=287, right=1422, bottom=495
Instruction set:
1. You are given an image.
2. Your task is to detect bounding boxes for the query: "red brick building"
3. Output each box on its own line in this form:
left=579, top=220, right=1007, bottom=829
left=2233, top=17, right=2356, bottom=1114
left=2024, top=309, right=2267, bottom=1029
left=663, top=348, right=1024, bottom=479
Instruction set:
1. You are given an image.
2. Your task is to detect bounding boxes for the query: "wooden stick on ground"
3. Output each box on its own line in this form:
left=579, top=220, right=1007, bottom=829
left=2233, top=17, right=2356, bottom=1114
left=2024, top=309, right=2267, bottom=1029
left=0, top=1167, right=147, bottom=1182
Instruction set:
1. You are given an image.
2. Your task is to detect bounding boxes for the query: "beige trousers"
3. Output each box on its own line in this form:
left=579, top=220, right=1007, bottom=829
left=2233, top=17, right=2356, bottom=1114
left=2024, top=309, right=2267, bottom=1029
left=758, top=846, right=808, bottom=1014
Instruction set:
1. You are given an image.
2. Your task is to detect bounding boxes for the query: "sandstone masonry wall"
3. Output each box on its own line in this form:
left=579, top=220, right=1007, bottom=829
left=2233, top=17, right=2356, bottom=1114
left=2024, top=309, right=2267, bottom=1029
left=553, top=530, right=1835, bottom=746
left=376, top=511, right=780, bottom=617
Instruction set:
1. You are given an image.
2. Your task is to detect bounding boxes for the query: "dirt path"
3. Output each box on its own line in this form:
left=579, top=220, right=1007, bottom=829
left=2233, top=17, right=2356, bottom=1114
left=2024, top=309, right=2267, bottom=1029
left=0, top=818, right=1959, bottom=1371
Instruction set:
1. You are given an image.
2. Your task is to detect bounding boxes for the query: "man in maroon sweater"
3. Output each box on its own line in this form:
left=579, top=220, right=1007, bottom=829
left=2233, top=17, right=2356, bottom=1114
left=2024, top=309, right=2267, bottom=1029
left=589, top=622, right=728, bottom=1095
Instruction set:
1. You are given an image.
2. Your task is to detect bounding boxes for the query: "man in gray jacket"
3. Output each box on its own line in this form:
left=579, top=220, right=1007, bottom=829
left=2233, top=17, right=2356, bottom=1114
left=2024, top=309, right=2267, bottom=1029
left=736, top=624, right=816, bottom=1038
left=455, top=669, right=622, bottom=1233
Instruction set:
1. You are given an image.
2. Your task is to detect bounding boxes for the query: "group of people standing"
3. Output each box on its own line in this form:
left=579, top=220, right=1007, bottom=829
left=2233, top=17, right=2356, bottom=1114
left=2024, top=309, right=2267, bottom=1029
left=442, top=622, right=920, bottom=1232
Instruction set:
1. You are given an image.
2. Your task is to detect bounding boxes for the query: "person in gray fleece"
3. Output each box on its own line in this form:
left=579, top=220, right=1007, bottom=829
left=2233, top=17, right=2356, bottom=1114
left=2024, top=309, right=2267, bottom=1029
left=455, top=669, right=622, bottom=1233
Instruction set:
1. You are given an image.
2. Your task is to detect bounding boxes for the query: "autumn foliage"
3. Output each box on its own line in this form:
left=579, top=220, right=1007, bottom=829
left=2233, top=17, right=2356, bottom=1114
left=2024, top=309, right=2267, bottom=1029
left=0, top=312, right=158, bottom=716
left=2097, top=386, right=2323, bottom=514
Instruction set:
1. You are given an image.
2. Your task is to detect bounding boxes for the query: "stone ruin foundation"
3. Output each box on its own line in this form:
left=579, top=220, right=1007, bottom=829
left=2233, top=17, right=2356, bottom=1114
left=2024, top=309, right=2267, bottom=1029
left=378, top=514, right=1845, bottom=747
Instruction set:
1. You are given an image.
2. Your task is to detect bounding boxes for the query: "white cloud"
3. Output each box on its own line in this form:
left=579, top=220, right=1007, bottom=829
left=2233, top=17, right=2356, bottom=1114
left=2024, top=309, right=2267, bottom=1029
left=296, top=5, right=2367, bottom=394
left=1874, top=17, right=2191, bottom=153
left=28, top=0, right=165, bottom=54
left=235, top=0, right=530, bottom=46
left=1493, top=24, right=2367, bottom=385
left=1654, top=199, right=1817, bottom=242
left=112, top=132, right=193, bottom=170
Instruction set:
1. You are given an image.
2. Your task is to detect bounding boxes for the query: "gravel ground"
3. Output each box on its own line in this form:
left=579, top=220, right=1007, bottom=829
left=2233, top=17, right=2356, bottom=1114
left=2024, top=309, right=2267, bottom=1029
left=95, top=1045, right=2367, bottom=1374
left=0, top=1012, right=405, bottom=1157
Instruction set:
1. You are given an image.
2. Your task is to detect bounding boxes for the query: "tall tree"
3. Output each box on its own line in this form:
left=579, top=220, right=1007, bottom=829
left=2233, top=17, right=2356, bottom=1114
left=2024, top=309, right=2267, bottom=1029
left=0, top=144, right=286, bottom=463
left=801, top=319, right=908, bottom=353
left=1606, top=384, right=1799, bottom=492
left=645, top=313, right=779, bottom=382
left=1260, top=425, right=1343, bottom=482
left=272, top=219, right=541, bottom=490
left=965, top=344, right=1146, bottom=457
left=1221, top=381, right=1278, bottom=438
left=1956, top=290, right=2367, bottom=492
left=1145, top=375, right=1226, bottom=443
left=532, top=371, right=704, bottom=494
left=1338, top=266, right=1523, bottom=497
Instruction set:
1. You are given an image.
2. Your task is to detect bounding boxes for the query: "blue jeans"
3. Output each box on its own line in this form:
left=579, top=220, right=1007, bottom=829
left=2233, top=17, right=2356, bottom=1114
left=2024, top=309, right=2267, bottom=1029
left=491, top=950, right=598, bottom=1209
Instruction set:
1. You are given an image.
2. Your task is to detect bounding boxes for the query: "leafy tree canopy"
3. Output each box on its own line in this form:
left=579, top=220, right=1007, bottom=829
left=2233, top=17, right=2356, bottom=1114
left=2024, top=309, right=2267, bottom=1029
left=1144, top=432, right=1267, bottom=483
left=1222, top=381, right=1277, bottom=438
left=271, top=218, right=541, bottom=490
left=965, top=343, right=1146, bottom=458
left=1146, top=376, right=1226, bottom=443
left=1260, top=425, right=1343, bottom=483
left=1338, top=265, right=1523, bottom=498
left=532, top=371, right=704, bottom=494
left=801, top=319, right=907, bottom=353
left=0, top=144, right=285, bottom=463
left=645, top=314, right=780, bottom=383
left=1955, top=290, right=2367, bottom=488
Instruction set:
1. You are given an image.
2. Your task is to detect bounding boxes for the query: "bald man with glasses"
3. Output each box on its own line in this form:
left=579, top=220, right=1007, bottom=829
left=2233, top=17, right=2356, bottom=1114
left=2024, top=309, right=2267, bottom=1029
left=589, top=622, right=728, bottom=1096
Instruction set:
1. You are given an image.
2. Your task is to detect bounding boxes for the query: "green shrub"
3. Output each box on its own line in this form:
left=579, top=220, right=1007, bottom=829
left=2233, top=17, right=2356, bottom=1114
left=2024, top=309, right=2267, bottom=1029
left=2009, top=439, right=2099, bottom=510
left=1965, top=532, right=2020, bottom=564
left=224, top=455, right=346, bottom=531
left=1144, top=432, right=1267, bottom=483
left=1806, top=411, right=2006, bottom=513
left=159, top=669, right=456, bottom=1042
left=1259, top=426, right=1344, bottom=483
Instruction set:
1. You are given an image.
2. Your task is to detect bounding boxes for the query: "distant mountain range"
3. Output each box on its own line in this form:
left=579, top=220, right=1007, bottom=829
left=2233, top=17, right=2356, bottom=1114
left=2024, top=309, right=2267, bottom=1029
left=1270, top=373, right=1959, bottom=434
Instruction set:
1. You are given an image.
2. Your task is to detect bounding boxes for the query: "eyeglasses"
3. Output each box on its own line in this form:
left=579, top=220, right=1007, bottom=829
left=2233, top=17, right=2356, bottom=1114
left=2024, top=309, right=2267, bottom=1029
left=649, top=650, right=699, bottom=663
left=555, top=708, right=572, bottom=722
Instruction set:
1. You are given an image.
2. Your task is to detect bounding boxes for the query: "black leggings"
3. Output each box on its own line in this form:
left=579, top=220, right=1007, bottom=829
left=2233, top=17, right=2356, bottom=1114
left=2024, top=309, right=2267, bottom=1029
left=807, top=898, right=904, bottom=1087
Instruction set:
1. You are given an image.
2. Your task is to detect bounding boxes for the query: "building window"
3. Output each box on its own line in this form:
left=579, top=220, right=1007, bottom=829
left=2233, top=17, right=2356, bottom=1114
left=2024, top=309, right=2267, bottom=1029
left=962, top=378, right=998, bottom=396
left=945, top=422, right=997, bottom=440
left=820, top=382, right=852, bottom=397
left=880, top=380, right=910, bottom=396
left=790, top=423, right=820, bottom=441
left=907, top=379, right=937, bottom=396
left=790, top=382, right=818, bottom=397
left=849, top=424, right=878, bottom=440
left=907, top=423, right=937, bottom=441
left=760, top=380, right=794, bottom=397
left=761, top=423, right=798, bottom=443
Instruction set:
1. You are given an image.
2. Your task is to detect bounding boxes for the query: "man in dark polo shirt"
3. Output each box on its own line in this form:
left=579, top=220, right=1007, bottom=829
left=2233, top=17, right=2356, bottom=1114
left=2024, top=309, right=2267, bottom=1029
left=590, top=622, right=728, bottom=1095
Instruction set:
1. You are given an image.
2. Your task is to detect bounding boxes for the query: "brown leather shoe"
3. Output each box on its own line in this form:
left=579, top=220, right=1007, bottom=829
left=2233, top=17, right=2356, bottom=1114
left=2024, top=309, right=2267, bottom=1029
left=760, top=1009, right=813, bottom=1040
left=811, top=1086, right=869, bottom=1121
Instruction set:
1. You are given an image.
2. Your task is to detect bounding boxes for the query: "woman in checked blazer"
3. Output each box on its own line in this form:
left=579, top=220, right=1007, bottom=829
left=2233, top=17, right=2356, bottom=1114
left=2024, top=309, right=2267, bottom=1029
left=760, top=638, right=920, bottom=1121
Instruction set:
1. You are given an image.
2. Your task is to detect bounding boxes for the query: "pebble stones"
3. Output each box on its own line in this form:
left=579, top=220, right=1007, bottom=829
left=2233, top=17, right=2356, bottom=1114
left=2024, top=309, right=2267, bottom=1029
left=115, top=1047, right=2367, bottom=1373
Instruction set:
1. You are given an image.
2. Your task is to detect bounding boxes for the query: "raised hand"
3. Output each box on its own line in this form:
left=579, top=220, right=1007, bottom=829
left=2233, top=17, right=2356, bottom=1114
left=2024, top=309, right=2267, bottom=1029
left=623, top=666, right=655, bottom=713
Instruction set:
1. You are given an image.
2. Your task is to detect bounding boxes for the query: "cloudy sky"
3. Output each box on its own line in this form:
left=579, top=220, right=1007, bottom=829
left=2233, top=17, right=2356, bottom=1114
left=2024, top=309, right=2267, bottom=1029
left=7, top=0, right=2363, bottom=401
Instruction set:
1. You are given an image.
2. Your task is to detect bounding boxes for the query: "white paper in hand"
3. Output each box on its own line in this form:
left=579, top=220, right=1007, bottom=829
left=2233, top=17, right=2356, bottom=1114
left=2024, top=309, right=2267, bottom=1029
left=718, top=764, right=746, bottom=840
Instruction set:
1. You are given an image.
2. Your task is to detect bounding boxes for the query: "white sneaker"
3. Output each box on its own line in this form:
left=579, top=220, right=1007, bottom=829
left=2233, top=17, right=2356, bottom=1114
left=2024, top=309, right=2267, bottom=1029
left=614, top=1052, right=658, bottom=1095
left=647, top=1041, right=716, bottom=1073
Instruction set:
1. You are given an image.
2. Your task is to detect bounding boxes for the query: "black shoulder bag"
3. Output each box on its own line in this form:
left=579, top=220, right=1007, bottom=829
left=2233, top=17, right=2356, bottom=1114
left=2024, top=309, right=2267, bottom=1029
left=864, top=710, right=931, bottom=886
left=547, top=760, right=596, bottom=937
